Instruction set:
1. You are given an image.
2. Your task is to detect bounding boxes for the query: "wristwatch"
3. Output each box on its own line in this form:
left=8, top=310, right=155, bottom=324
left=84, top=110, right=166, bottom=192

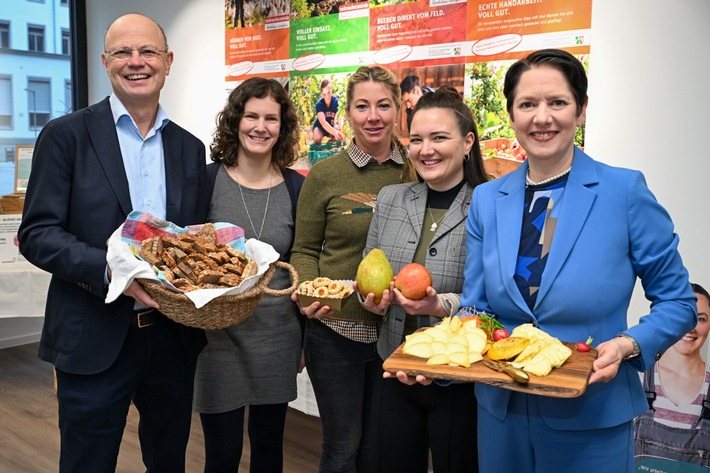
left=616, top=333, right=640, bottom=360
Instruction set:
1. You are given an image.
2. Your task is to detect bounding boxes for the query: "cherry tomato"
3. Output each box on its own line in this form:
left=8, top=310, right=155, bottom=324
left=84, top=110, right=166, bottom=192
left=493, top=329, right=510, bottom=341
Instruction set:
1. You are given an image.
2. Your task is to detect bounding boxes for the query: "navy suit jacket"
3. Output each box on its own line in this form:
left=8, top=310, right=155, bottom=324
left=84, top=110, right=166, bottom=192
left=461, top=147, right=696, bottom=430
left=18, top=97, right=208, bottom=375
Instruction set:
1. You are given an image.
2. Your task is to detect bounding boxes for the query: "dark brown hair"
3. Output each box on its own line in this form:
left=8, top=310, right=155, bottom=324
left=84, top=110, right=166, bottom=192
left=504, top=49, right=588, bottom=120
left=210, top=77, right=300, bottom=169
left=410, top=85, right=489, bottom=188
left=692, top=283, right=709, bottom=307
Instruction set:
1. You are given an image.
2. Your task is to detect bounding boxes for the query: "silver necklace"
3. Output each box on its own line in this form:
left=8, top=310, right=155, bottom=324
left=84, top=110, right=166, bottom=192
left=526, top=166, right=572, bottom=186
left=236, top=172, right=272, bottom=240
left=427, top=206, right=446, bottom=232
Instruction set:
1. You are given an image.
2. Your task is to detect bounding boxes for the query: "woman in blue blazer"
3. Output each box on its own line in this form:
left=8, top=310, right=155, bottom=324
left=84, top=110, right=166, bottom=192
left=460, top=49, right=697, bottom=472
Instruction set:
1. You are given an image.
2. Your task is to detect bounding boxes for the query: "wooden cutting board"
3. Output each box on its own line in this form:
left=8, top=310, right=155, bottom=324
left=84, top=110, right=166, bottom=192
left=383, top=341, right=597, bottom=398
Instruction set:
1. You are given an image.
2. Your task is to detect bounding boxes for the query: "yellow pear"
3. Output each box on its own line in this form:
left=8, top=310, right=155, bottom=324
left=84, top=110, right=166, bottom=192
left=356, top=249, right=394, bottom=303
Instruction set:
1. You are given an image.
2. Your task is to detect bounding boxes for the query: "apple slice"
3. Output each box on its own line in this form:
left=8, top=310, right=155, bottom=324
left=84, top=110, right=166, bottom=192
left=446, top=342, right=468, bottom=355
left=468, top=352, right=483, bottom=364
left=405, top=332, right=433, bottom=345
left=447, top=316, right=462, bottom=334
left=402, top=342, right=433, bottom=359
left=448, top=334, right=469, bottom=348
left=426, top=327, right=448, bottom=341
left=427, top=354, right=450, bottom=365
left=464, top=326, right=488, bottom=340
left=430, top=341, right=448, bottom=356
left=448, top=352, right=470, bottom=368
left=466, top=334, right=487, bottom=354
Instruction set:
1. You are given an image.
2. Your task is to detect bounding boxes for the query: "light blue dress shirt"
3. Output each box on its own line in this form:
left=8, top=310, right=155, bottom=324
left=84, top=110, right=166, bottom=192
left=109, top=94, right=168, bottom=220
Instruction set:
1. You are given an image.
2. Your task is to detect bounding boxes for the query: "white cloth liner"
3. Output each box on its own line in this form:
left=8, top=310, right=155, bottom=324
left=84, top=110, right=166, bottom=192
left=105, top=223, right=279, bottom=309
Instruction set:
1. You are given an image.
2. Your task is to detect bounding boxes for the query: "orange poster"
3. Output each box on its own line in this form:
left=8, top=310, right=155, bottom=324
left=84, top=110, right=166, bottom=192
left=466, top=0, right=591, bottom=61
left=224, top=0, right=290, bottom=80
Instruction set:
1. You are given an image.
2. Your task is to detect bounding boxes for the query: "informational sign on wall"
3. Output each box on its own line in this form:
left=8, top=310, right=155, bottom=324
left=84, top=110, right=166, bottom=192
left=0, top=215, right=26, bottom=265
left=223, top=0, right=591, bottom=155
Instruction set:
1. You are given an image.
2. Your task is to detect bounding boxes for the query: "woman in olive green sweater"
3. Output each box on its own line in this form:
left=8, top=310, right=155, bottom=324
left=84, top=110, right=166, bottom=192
left=290, top=65, right=408, bottom=473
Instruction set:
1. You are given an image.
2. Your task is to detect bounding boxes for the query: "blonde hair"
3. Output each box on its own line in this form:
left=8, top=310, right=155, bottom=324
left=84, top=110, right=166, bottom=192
left=346, top=66, right=409, bottom=167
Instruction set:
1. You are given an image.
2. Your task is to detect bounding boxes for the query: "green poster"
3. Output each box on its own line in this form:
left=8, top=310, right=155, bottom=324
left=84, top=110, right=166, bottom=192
left=290, top=12, right=369, bottom=75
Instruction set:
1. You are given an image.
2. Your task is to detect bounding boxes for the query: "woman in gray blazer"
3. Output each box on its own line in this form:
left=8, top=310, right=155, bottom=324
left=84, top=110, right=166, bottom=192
left=359, top=86, right=489, bottom=473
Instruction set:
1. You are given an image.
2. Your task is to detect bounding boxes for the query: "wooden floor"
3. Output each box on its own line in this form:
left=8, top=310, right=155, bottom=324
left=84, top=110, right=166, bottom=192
left=0, top=342, right=322, bottom=472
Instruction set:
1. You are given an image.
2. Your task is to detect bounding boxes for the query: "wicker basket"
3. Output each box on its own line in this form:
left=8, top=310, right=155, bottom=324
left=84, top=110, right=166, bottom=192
left=138, top=261, right=299, bottom=330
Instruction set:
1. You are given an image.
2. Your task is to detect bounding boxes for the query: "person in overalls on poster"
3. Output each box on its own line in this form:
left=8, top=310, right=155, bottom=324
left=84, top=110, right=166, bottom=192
left=634, top=282, right=710, bottom=472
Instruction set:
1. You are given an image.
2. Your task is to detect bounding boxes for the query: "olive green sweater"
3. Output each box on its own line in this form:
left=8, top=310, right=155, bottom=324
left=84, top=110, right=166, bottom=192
left=291, top=150, right=404, bottom=324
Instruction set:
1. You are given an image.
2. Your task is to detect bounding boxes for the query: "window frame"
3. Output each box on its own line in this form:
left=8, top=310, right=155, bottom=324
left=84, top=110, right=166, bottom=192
left=26, top=77, right=52, bottom=130
left=0, top=75, right=13, bottom=129
left=70, top=0, right=88, bottom=110
left=27, top=24, right=45, bottom=53
left=61, top=28, right=70, bottom=55
left=0, top=21, right=9, bottom=49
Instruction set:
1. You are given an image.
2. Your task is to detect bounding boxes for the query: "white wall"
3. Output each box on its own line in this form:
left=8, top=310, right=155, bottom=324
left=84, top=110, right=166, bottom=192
left=86, top=1, right=227, bottom=147
left=584, top=1, right=709, bottom=359
left=85, top=0, right=710, bottom=355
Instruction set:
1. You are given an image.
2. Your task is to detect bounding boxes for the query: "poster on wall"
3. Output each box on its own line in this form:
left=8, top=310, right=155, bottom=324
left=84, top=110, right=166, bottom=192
left=225, top=0, right=291, bottom=79
left=464, top=0, right=592, bottom=175
left=369, top=0, right=467, bottom=69
left=223, top=0, right=592, bottom=171
left=289, top=2, right=370, bottom=76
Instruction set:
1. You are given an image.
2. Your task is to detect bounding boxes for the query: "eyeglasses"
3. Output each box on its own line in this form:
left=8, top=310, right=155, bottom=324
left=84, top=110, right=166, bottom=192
left=104, top=47, right=168, bottom=61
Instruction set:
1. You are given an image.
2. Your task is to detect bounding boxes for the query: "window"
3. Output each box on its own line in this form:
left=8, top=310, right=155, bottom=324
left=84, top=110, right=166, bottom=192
left=0, top=76, right=12, bottom=128
left=28, top=24, right=44, bottom=52
left=26, top=79, right=51, bottom=129
left=61, top=28, right=70, bottom=55
left=0, top=21, right=9, bottom=48
left=64, top=79, right=72, bottom=114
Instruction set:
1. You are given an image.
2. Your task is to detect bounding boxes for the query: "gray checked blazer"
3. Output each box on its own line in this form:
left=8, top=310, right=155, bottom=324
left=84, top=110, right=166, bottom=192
left=363, top=180, right=473, bottom=360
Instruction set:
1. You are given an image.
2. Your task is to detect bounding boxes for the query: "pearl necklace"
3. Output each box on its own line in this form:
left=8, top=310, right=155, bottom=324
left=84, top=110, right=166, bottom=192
left=236, top=172, right=272, bottom=241
left=526, top=167, right=572, bottom=187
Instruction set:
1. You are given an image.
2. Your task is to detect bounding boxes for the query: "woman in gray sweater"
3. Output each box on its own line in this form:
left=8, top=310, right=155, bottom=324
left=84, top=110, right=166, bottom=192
left=194, top=77, right=304, bottom=473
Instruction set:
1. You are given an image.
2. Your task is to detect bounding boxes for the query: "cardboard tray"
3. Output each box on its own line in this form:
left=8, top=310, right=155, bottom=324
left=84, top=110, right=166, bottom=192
left=296, top=280, right=353, bottom=312
left=383, top=341, right=597, bottom=398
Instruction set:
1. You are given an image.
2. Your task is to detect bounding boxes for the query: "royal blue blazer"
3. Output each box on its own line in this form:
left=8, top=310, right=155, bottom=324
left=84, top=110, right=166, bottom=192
left=461, top=147, right=696, bottom=430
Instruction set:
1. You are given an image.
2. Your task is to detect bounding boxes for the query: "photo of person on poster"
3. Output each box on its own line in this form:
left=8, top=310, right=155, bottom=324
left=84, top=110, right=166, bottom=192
left=390, top=66, right=465, bottom=138
left=313, top=78, right=344, bottom=144
left=400, top=75, right=435, bottom=129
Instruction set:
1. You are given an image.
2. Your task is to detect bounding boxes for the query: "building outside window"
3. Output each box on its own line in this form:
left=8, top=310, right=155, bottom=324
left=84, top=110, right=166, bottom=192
left=0, top=21, right=9, bottom=48
left=61, top=28, right=70, bottom=55
left=0, top=0, right=76, bottom=195
left=28, top=24, right=44, bottom=52
left=26, top=78, right=51, bottom=130
left=0, top=76, right=12, bottom=129
left=64, top=79, right=72, bottom=114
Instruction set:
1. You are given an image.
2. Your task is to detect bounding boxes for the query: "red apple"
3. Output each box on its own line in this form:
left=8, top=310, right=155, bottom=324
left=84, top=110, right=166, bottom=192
left=394, top=263, right=432, bottom=300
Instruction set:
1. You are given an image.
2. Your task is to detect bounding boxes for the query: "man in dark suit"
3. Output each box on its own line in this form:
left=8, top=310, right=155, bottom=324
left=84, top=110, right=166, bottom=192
left=18, top=13, right=207, bottom=473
